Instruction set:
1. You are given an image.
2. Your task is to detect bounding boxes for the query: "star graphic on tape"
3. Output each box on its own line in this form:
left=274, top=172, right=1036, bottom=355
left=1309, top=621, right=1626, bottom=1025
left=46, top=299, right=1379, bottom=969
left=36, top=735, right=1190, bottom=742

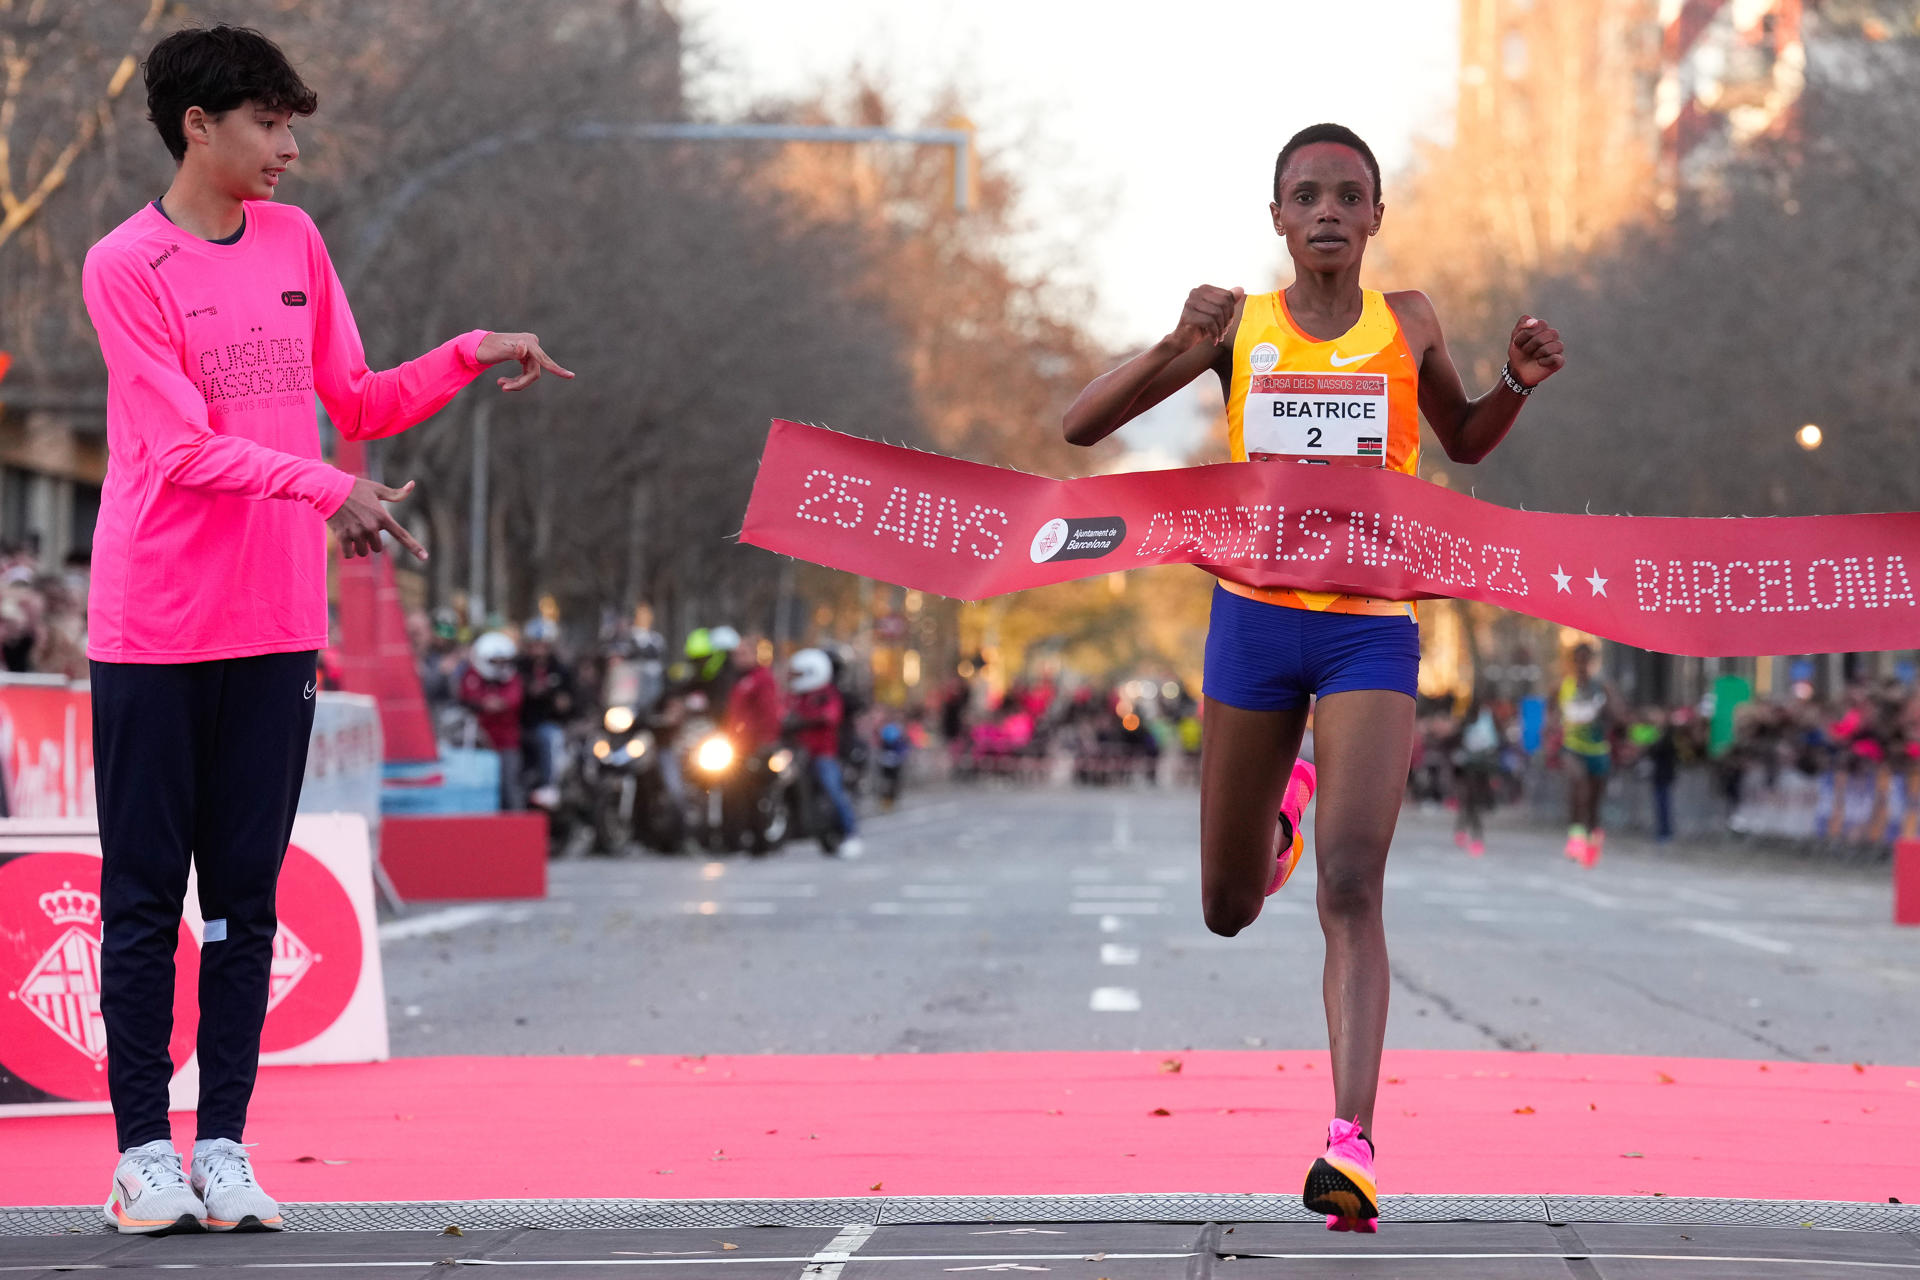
left=1551, top=565, right=1573, bottom=593
left=1586, top=569, right=1609, bottom=597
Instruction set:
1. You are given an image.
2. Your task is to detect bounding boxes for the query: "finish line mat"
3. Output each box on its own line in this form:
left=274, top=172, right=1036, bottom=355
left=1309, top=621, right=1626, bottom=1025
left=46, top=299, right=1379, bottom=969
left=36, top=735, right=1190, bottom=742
left=4, top=1050, right=1914, bottom=1209
left=6, top=1208, right=1920, bottom=1278
left=740, top=420, right=1920, bottom=656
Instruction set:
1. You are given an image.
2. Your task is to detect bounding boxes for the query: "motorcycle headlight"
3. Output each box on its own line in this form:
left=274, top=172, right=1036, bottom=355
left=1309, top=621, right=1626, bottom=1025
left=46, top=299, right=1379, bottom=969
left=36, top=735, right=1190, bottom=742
left=694, top=734, right=736, bottom=774
left=768, top=748, right=794, bottom=774
left=592, top=739, right=612, bottom=760
left=604, top=706, right=636, bottom=735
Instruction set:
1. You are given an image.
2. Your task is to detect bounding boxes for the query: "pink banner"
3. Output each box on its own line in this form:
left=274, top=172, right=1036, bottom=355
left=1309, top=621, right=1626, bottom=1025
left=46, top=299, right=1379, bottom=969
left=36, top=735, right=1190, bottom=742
left=740, top=420, right=1920, bottom=658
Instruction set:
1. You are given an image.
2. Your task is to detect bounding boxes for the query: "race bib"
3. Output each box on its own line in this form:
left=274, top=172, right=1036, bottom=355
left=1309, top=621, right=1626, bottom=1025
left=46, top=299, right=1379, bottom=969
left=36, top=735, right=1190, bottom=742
left=1244, top=371, right=1387, bottom=467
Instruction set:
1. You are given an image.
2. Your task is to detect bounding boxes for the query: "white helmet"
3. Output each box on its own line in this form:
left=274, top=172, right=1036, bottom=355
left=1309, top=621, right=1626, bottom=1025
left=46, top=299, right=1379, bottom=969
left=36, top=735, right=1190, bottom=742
left=709, top=625, right=742, bottom=653
left=472, top=630, right=518, bottom=681
left=789, top=647, right=833, bottom=694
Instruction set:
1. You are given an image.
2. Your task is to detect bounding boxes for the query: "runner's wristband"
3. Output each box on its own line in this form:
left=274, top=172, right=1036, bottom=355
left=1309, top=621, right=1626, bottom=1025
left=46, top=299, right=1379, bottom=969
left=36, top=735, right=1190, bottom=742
left=1500, top=362, right=1535, bottom=396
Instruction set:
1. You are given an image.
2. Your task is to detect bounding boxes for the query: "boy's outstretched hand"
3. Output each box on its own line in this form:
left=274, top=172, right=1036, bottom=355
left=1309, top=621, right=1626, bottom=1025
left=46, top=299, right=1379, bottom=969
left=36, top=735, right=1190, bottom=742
left=330, top=478, right=429, bottom=561
left=476, top=331, right=574, bottom=391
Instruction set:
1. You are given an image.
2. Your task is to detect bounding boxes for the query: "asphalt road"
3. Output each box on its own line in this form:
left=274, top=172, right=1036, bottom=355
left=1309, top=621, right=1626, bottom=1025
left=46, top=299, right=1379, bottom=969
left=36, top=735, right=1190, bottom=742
left=379, top=785, right=1914, bottom=1064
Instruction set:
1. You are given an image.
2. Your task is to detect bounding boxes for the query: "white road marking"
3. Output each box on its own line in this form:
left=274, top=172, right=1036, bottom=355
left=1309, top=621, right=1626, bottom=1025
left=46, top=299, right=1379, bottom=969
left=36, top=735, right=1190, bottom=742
left=1070, top=867, right=1111, bottom=881
left=33, top=1249, right=1909, bottom=1270
left=1113, top=806, right=1132, bottom=850
left=1099, top=915, right=1125, bottom=933
left=901, top=884, right=988, bottom=899
left=1551, top=882, right=1626, bottom=910
left=870, top=901, right=973, bottom=916
left=1070, top=902, right=1162, bottom=915
left=378, top=905, right=506, bottom=941
left=1089, top=986, right=1141, bottom=1012
left=1462, top=908, right=1572, bottom=925
left=1100, top=944, right=1140, bottom=965
left=1681, top=918, right=1794, bottom=954
left=1072, top=885, right=1163, bottom=899
left=700, top=882, right=819, bottom=899
left=1674, top=886, right=1741, bottom=911
left=806, top=1222, right=877, bottom=1278
left=1148, top=867, right=1188, bottom=883
left=679, top=901, right=778, bottom=916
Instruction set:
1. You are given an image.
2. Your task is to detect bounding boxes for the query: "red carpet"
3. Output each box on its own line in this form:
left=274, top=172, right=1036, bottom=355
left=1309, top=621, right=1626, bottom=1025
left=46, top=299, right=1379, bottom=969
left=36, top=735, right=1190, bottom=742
left=4, top=1050, right=1915, bottom=1206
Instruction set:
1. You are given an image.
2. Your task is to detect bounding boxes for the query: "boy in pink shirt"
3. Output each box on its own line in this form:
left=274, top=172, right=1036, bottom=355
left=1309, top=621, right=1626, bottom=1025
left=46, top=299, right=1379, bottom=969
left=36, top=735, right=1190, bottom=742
left=85, top=25, right=570, bottom=1234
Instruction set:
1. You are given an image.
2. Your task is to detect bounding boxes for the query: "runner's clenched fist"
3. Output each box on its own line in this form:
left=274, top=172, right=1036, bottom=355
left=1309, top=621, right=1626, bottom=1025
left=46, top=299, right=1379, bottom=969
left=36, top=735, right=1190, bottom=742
left=1169, top=285, right=1246, bottom=351
left=1507, top=315, right=1565, bottom=388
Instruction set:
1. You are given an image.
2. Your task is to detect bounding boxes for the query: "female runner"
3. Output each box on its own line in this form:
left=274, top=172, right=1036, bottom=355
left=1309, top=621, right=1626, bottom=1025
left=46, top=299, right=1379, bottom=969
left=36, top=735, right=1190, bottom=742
left=1060, top=123, right=1565, bottom=1230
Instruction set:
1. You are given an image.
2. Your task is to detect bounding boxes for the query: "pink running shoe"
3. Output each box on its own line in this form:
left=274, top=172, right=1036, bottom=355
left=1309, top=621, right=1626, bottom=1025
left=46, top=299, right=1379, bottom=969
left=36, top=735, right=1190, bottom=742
left=1468, top=839, right=1485, bottom=858
left=1304, top=1117, right=1378, bottom=1232
left=1581, top=829, right=1605, bottom=869
left=1268, top=760, right=1317, bottom=895
left=1564, top=826, right=1589, bottom=862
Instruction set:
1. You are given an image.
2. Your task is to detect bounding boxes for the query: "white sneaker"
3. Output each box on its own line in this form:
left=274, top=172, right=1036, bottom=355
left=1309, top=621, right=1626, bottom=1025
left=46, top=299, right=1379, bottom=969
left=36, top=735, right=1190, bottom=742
left=191, top=1138, right=284, bottom=1232
left=103, top=1139, right=205, bottom=1235
left=837, top=836, right=865, bottom=859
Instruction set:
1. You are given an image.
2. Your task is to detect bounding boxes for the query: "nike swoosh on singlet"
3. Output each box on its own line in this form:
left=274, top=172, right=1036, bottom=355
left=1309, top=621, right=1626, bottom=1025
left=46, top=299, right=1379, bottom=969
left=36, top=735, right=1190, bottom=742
left=1327, top=351, right=1381, bottom=367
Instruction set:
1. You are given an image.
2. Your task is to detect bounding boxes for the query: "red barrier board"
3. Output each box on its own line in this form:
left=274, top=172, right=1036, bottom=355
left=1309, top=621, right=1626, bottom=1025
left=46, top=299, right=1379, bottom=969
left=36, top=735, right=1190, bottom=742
left=380, top=813, right=548, bottom=901
left=0, top=683, right=94, bottom=818
left=741, top=420, right=1920, bottom=657
left=1897, top=838, right=1920, bottom=926
left=0, top=816, right=388, bottom=1114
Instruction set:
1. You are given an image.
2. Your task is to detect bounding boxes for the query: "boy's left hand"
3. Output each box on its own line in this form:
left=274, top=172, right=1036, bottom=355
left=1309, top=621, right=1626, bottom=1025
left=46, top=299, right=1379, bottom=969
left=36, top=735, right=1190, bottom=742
left=477, top=331, right=574, bottom=391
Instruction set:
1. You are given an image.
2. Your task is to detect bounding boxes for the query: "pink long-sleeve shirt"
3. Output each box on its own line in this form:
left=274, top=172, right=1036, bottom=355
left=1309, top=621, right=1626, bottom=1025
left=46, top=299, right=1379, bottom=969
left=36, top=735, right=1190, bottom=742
left=81, top=199, right=486, bottom=663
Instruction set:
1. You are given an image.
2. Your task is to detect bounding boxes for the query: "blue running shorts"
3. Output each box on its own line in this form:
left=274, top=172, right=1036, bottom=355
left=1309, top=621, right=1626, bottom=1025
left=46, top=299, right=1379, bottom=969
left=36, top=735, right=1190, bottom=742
left=1202, top=585, right=1421, bottom=712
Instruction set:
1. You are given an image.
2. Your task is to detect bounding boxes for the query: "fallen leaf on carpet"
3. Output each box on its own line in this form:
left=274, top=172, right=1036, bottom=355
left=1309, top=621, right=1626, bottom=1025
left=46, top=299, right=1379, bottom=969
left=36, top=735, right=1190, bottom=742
left=1150, top=1108, right=1171, bottom=1116
left=1656, top=1071, right=1676, bottom=1084
left=1513, top=1106, right=1535, bottom=1115
left=1622, top=1152, right=1643, bottom=1159
left=1160, top=1059, right=1182, bottom=1073
left=1854, top=1062, right=1867, bottom=1073
left=1385, top=1077, right=1404, bottom=1084
left=871, top=1183, right=883, bottom=1191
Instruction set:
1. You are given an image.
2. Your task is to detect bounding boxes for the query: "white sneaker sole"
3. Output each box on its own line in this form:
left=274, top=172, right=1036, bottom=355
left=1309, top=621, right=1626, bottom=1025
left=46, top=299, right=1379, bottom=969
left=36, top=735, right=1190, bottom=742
left=103, top=1200, right=205, bottom=1235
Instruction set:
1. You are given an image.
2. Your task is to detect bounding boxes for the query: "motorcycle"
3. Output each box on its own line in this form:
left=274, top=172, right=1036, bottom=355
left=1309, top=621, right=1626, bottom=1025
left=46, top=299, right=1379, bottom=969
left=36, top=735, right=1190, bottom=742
left=682, top=723, right=797, bottom=854
left=876, top=722, right=908, bottom=811
left=528, top=721, right=597, bottom=858
left=588, top=699, right=685, bottom=854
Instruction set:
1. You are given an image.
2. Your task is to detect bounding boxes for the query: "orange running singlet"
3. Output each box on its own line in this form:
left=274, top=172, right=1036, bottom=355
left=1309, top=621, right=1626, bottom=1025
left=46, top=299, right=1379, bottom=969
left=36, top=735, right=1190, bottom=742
left=1224, top=289, right=1421, bottom=617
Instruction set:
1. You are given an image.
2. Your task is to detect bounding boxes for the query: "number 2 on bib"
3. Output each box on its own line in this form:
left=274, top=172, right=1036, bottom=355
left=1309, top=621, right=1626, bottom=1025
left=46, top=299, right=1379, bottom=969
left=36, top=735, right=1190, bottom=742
left=1244, top=372, right=1387, bottom=467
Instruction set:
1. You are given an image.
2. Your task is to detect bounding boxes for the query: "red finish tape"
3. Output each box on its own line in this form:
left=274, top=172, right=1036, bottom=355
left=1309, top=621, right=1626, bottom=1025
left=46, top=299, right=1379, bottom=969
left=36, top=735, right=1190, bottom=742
left=741, top=420, right=1920, bottom=658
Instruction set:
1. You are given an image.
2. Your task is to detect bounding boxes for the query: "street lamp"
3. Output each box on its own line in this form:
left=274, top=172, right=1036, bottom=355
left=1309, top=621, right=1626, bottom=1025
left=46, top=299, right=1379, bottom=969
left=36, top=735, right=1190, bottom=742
left=1796, top=423, right=1823, bottom=451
